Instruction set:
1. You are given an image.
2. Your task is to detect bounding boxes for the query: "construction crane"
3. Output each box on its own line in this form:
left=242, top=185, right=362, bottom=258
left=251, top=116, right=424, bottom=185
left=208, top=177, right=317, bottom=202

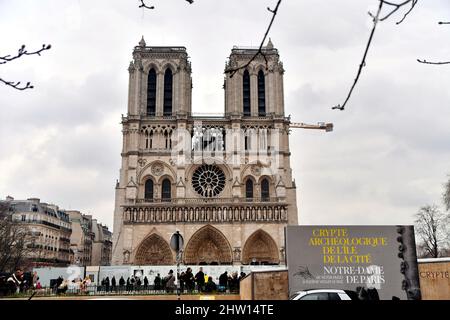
left=290, top=122, right=333, bottom=132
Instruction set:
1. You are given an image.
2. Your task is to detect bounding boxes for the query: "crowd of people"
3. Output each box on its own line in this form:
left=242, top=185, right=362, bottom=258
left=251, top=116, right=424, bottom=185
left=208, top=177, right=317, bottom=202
left=0, top=267, right=247, bottom=296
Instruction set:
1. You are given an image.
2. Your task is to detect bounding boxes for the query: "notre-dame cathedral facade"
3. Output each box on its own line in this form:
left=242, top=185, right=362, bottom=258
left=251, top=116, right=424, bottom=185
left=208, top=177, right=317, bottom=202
left=112, top=37, right=298, bottom=266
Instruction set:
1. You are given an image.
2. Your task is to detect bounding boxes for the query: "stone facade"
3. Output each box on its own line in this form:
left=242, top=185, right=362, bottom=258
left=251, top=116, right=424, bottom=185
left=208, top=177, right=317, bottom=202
left=91, top=219, right=113, bottom=266
left=68, top=211, right=94, bottom=266
left=2, top=197, right=72, bottom=268
left=112, top=38, right=298, bottom=266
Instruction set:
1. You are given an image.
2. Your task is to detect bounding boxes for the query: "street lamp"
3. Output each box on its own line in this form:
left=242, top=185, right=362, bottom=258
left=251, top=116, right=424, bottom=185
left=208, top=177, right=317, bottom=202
left=170, top=231, right=184, bottom=300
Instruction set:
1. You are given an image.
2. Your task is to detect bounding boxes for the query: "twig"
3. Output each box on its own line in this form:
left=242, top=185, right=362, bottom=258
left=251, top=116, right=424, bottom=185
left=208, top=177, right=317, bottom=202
left=0, top=44, right=51, bottom=90
left=0, top=78, right=34, bottom=90
left=139, top=0, right=154, bottom=9
left=417, top=59, right=450, bottom=65
left=417, top=20, right=450, bottom=66
left=380, top=0, right=418, bottom=24
left=225, top=0, right=282, bottom=78
left=139, top=0, right=193, bottom=10
left=0, top=44, right=51, bottom=65
left=333, top=0, right=419, bottom=111
left=332, top=1, right=384, bottom=111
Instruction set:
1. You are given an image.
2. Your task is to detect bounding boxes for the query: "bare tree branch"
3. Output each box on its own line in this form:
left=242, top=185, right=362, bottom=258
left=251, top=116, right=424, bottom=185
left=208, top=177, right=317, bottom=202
left=333, top=0, right=419, bottom=111
left=417, top=20, right=450, bottom=66
left=0, top=44, right=51, bottom=65
left=225, top=0, right=282, bottom=78
left=417, top=59, right=450, bottom=65
left=444, top=175, right=450, bottom=211
left=0, top=78, right=34, bottom=91
left=139, top=0, right=193, bottom=10
left=0, top=44, right=51, bottom=91
left=139, top=0, right=154, bottom=10
left=380, top=0, right=418, bottom=24
left=415, top=204, right=450, bottom=258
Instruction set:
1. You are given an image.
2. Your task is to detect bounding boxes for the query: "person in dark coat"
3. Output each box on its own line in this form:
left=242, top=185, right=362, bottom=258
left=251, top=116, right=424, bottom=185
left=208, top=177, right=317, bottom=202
left=143, top=276, right=149, bottom=289
left=204, top=276, right=217, bottom=293
left=136, top=277, right=142, bottom=291
left=126, top=277, right=131, bottom=291
left=179, top=272, right=185, bottom=293
left=111, top=276, right=117, bottom=291
left=154, top=273, right=161, bottom=291
left=195, top=267, right=205, bottom=292
left=119, top=276, right=125, bottom=291
left=184, top=268, right=194, bottom=292
left=105, top=276, right=110, bottom=292
left=219, top=271, right=228, bottom=291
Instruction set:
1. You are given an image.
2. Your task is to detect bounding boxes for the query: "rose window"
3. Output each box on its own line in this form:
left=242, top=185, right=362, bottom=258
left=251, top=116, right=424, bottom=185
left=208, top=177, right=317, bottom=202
left=192, top=165, right=226, bottom=197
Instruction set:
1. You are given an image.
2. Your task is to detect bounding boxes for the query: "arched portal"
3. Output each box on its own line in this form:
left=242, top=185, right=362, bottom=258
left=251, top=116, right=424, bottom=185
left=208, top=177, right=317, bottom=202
left=184, top=225, right=232, bottom=265
left=135, top=233, right=174, bottom=265
left=242, top=229, right=279, bottom=265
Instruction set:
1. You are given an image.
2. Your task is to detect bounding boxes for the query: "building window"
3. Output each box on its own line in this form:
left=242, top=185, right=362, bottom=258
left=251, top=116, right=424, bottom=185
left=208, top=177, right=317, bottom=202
left=144, top=179, right=154, bottom=201
left=21, top=215, right=26, bottom=222
left=145, top=131, right=153, bottom=149
left=243, top=70, right=251, bottom=116
left=147, top=68, right=157, bottom=116
left=258, top=70, right=266, bottom=116
left=261, top=178, right=270, bottom=201
left=163, top=69, right=173, bottom=116
left=246, top=179, right=254, bottom=200
left=161, top=178, right=171, bottom=201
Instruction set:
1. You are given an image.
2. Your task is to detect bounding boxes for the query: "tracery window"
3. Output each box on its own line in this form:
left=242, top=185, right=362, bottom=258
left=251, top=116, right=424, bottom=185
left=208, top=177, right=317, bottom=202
left=147, top=68, right=157, bottom=116
left=161, top=179, right=171, bottom=201
left=145, top=179, right=154, bottom=200
left=258, top=70, right=266, bottom=116
left=163, top=69, right=173, bottom=116
left=243, top=70, right=251, bottom=116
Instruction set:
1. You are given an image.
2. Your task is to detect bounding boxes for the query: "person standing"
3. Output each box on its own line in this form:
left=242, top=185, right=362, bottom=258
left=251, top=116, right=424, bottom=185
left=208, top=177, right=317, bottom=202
left=119, top=276, right=125, bottom=292
left=179, top=271, right=185, bottom=293
left=6, top=268, right=23, bottom=295
left=219, top=271, right=228, bottom=292
left=195, top=267, right=205, bottom=292
left=154, top=273, right=161, bottom=291
left=111, top=276, right=117, bottom=292
left=165, top=270, right=175, bottom=293
left=105, top=276, right=110, bottom=292
left=185, top=268, right=194, bottom=292
left=143, top=276, right=149, bottom=290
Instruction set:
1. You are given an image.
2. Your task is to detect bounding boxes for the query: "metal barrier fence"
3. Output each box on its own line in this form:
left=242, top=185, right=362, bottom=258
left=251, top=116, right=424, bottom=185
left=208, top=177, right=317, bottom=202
left=2, top=284, right=239, bottom=298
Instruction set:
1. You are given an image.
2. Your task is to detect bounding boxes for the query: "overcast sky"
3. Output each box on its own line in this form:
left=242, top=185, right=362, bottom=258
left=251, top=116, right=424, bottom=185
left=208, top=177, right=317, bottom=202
left=1, top=0, right=450, bottom=230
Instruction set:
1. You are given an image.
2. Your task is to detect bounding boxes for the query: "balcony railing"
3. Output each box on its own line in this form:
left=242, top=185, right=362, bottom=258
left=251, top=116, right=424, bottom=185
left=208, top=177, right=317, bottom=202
left=129, top=197, right=282, bottom=206
left=123, top=200, right=288, bottom=224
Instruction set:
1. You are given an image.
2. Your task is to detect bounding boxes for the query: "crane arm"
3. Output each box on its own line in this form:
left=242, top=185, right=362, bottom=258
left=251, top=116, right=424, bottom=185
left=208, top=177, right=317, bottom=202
left=290, top=122, right=333, bottom=132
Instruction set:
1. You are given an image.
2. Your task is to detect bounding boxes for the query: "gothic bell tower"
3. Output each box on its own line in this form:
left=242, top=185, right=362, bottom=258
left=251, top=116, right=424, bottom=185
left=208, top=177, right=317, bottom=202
left=224, top=39, right=285, bottom=117
left=127, top=36, right=192, bottom=117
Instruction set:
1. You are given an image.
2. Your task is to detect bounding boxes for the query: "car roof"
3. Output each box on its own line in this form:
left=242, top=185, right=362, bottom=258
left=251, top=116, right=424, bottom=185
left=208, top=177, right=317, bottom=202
left=295, top=289, right=346, bottom=294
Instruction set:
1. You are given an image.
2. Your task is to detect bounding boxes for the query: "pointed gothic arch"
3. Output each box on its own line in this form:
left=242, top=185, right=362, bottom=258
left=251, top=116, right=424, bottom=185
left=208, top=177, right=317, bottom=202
left=257, top=70, right=266, bottom=116
left=184, top=225, right=232, bottom=265
left=147, top=68, right=157, bottom=116
left=135, top=233, right=174, bottom=265
left=242, top=69, right=251, bottom=116
left=242, top=229, right=279, bottom=265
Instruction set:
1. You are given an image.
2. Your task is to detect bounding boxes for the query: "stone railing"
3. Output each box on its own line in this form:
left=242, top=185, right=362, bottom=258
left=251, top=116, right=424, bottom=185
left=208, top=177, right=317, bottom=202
left=122, top=202, right=288, bottom=224
left=129, top=197, right=281, bottom=205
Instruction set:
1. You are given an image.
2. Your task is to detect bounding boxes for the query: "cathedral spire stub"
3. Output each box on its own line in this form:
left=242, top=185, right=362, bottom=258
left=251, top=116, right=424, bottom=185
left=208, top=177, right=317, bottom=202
left=139, top=36, right=146, bottom=47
